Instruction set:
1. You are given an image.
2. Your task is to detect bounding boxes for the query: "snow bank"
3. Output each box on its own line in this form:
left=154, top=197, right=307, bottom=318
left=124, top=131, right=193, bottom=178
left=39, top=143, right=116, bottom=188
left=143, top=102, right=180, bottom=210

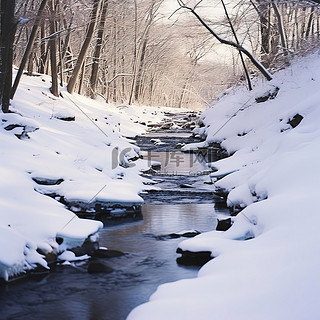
left=128, top=53, right=320, bottom=319
left=0, top=72, right=167, bottom=281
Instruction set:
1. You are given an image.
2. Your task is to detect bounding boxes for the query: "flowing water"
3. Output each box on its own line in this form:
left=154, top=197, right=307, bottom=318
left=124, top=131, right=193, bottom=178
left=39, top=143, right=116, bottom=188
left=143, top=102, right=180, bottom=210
left=0, top=128, right=229, bottom=320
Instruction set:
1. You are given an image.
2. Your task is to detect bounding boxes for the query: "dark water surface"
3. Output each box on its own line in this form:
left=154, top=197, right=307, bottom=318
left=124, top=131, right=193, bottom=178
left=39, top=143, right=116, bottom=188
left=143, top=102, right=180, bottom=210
left=0, top=129, right=228, bottom=320
left=0, top=203, right=228, bottom=320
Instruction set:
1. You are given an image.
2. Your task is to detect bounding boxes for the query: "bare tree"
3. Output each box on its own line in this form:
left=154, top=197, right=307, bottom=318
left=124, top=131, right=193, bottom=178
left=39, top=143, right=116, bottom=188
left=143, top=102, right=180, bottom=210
left=0, top=0, right=16, bottom=112
left=90, top=0, right=108, bottom=98
left=249, top=0, right=271, bottom=65
left=175, top=0, right=272, bottom=82
left=49, top=0, right=59, bottom=96
left=220, top=0, right=252, bottom=90
left=39, top=18, right=49, bottom=74
left=271, top=0, right=289, bottom=59
left=128, top=0, right=164, bottom=104
left=67, top=0, right=102, bottom=94
left=11, top=0, right=49, bottom=100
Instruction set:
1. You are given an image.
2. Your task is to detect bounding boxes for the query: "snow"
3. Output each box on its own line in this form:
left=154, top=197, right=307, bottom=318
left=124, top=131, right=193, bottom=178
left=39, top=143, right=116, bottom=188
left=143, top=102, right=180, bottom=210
left=57, top=251, right=90, bottom=262
left=128, top=53, right=320, bottom=319
left=0, top=72, right=168, bottom=281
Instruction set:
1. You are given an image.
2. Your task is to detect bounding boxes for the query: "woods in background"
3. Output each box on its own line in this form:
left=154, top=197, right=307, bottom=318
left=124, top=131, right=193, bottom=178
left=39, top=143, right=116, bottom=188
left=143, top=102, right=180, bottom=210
left=1, top=0, right=320, bottom=112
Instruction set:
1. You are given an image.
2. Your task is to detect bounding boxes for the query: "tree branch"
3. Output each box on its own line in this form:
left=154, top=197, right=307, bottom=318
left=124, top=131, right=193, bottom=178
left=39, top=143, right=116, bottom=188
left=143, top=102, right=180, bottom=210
left=221, top=0, right=252, bottom=90
left=177, top=1, right=272, bottom=81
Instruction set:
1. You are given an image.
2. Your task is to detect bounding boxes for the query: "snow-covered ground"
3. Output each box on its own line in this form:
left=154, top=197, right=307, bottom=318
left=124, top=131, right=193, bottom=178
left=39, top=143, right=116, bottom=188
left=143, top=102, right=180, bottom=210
left=128, top=53, right=320, bottom=319
left=0, top=72, right=168, bottom=281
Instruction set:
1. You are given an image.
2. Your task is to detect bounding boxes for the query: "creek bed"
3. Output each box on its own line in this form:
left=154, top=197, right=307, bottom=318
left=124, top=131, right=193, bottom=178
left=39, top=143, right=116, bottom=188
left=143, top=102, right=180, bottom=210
left=0, top=128, right=229, bottom=320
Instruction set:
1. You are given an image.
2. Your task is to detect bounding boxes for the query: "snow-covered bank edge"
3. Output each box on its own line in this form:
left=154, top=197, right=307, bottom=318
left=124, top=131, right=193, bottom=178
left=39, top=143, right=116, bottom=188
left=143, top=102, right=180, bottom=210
left=128, top=53, right=320, bottom=319
left=0, top=71, right=174, bottom=282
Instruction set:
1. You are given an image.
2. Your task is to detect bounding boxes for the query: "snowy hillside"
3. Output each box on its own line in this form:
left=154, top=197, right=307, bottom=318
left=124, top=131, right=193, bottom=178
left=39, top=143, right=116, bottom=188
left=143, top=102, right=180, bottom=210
left=0, top=72, right=166, bottom=282
left=128, top=54, right=320, bottom=319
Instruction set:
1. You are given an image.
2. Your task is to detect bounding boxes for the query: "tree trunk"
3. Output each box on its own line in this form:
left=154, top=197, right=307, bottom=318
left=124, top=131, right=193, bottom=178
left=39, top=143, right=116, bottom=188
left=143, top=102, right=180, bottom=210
left=129, top=0, right=160, bottom=105
left=271, top=0, right=288, bottom=59
left=0, top=0, right=16, bottom=112
left=128, top=0, right=138, bottom=105
left=112, top=16, right=117, bottom=102
left=305, top=7, right=315, bottom=38
left=221, top=0, right=252, bottom=91
left=260, top=4, right=270, bottom=56
left=134, top=37, right=148, bottom=101
left=300, top=7, right=307, bottom=39
left=90, top=0, right=108, bottom=98
left=27, top=51, right=34, bottom=76
left=251, top=0, right=270, bottom=56
left=49, top=0, right=59, bottom=97
left=39, top=20, right=48, bottom=74
left=67, top=0, right=102, bottom=94
left=60, top=14, right=73, bottom=62
left=133, top=9, right=154, bottom=102
left=11, top=0, right=49, bottom=100
left=78, top=62, right=85, bottom=95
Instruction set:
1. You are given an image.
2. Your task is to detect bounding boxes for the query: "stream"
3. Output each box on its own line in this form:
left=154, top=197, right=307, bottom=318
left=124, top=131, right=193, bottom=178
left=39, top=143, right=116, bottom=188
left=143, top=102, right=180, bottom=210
left=0, top=116, right=229, bottom=320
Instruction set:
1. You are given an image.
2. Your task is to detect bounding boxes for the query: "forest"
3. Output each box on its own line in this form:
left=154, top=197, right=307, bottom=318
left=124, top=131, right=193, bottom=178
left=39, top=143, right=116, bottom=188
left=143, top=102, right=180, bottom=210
left=2, top=1, right=320, bottom=319
left=1, top=0, right=320, bottom=112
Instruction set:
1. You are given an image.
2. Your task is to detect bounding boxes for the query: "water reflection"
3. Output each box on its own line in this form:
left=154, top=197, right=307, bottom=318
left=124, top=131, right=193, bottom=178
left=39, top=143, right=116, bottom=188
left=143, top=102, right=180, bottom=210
left=0, top=204, right=227, bottom=320
left=144, top=131, right=193, bottom=138
left=0, top=128, right=228, bottom=320
left=100, top=203, right=219, bottom=251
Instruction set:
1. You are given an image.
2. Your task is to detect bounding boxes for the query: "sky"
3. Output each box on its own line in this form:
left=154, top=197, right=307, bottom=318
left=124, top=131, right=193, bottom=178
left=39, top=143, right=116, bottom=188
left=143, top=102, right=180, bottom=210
left=160, top=0, right=243, bottom=64
left=161, top=0, right=227, bottom=19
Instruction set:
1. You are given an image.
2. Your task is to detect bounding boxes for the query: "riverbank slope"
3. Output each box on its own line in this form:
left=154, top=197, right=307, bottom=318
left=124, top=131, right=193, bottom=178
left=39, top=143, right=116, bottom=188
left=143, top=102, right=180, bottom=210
left=128, top=53, right=320, bottom=319
left=0, top=72, right=169, bottom=282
